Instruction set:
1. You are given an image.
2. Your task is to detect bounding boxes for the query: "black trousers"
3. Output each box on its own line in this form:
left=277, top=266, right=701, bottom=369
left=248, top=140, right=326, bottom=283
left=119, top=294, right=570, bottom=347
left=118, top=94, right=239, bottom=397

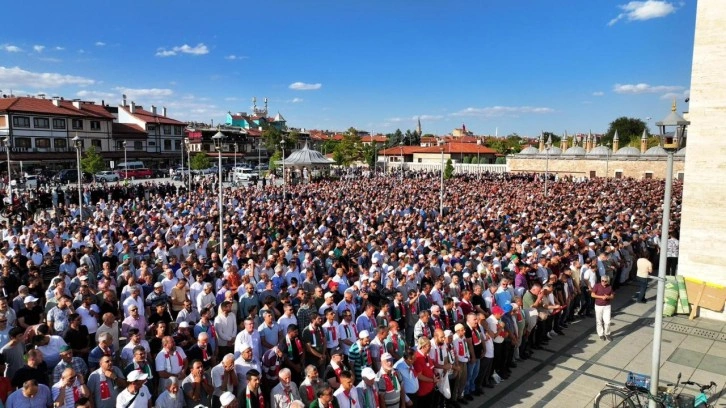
left=666, top=257, right=678, bottom=276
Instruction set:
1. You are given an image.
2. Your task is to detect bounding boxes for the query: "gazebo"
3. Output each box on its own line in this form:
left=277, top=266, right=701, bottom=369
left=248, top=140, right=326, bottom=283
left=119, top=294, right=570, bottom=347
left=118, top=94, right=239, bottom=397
left=278, top=142, right=335, bottom=183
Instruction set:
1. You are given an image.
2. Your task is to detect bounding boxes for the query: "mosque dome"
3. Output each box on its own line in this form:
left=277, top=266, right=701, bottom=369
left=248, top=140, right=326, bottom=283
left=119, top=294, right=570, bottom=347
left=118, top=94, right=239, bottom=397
left=676, top=147, right=686, bottom=157
left=518, top=146, right=539, bottom=155
left=643, top=146, right=668, bottom=157
left=546, top=146, right=563, bottom=155
left=562, top=146, right=586, bottom=156
left=587, top=146, right=612, bottom=156
left=614, top=147, right=641, bottom=157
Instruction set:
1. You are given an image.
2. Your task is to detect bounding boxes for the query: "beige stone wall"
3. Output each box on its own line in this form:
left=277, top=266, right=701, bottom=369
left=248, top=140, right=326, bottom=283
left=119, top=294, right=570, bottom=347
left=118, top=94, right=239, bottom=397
left=679, top=0, right=726, bottom=320
left=507, top=157, right=685, bottom=179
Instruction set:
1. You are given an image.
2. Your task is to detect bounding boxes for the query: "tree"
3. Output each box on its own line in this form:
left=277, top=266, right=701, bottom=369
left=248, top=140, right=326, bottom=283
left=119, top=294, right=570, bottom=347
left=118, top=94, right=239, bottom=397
left=605, top=117, right=648, bottom=147
left=261, top=125, right=282, bottom=153
left=190, top=152, right=210, bottom=170
left=332, top=127, right=362, bottom=166
left=268, top=150, right=281, bottom=172
left=444, top=159, right=454, bottom=180
left=386, top=129, right=404, bottom=148
left=362, top=143, right=376, bottom=168
left=80, top=146, right=104, bottom=174
left=463, top=156, right=471, bottom=164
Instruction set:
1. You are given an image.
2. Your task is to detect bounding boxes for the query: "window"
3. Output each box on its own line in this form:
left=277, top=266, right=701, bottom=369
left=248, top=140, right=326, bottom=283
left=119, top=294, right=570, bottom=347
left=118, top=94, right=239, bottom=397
left=174, top=126, right=182, bottom=135
left=54, top=139, right=67, bottom=149
left=148, top=141, right=156, bottom=146
left=147, top=125, right=156, bottom=132
left=72, top=119, right=83, bottom=130
left=33, top=117, right=50, bottom=128
left=163, top=125, right=172, bottom=135
left=644, top=172, right=653, bottom=179
left=12, top=116, right=30, bottom=127
left=14, top=138, right=31, bottom=148
left=91, top=140, right=102, bottom=148
left=174, top=140, right=181, bottom=150
left=677, top=173, right=684, bottom=181
left=589, top=171, right=596, bottom=178
left=90, top=121, right=101, bottom=130
left=164, top=140, right=172, bottom=150
left=53, top=118, right=66, bottom=129
left=35, top=138, right=51, bottom=148
left=615, top=171, right=623, bottom=179
left=134, top=141, right=143, bottom=150
left=115, top=141, right=125, bottom=149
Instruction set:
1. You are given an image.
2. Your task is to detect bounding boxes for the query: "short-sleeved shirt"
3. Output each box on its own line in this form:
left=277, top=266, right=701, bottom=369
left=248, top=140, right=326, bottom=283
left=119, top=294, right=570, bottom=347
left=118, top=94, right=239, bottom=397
left=376, top=370, right=402, bottom=407
left=412, top=351, right=435, bottom=396
left=592, top=283, right=613, bottom=307
left=116, top=385, right=151, bottom=408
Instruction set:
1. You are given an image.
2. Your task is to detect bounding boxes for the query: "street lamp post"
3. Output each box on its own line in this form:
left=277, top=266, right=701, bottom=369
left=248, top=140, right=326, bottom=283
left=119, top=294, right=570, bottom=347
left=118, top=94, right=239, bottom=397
left=439, top=141, right=445, bottom=216
left=399, top=145, right=403, bottom=182
left=180, top=138, right=184, bottom=184
left=544, top=135, right=552, bottom=197
left=122, top=140, right=128, bottom=180
left=72, top=135, right=83, bottom=218
left=212, top=131, right=225, bottom=258
left=2, top=137, right=10, bottom=202
left=184, top=138, right=191, bottom=192
left=648, top=128, right=679, bottom=408
left=280, top=140, right=286, bottom=201
left=605, top=142, right=611, bottom=182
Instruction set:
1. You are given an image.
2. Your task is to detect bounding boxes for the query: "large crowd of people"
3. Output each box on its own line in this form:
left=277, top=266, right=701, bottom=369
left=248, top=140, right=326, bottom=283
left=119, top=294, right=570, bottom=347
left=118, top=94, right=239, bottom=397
left=0, top=171, right=682, bottom=408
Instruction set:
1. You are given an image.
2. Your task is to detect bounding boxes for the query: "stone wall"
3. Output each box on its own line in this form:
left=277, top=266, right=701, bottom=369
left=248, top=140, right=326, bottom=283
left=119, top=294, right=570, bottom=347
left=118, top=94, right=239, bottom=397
left=679, top=0, right=726, bottom=320
left=508, top=157, right=685, bottom=179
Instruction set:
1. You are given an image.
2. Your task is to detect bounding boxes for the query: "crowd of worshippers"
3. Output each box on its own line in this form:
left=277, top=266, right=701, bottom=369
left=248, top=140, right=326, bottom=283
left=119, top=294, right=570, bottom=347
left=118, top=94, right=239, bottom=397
left=0, top=172, right=682, bottom=408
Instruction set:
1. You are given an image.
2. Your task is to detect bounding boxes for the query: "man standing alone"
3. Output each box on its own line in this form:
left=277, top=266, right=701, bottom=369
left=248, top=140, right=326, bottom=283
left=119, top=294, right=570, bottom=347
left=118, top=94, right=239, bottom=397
left=591, top=276, right=614, bottom=341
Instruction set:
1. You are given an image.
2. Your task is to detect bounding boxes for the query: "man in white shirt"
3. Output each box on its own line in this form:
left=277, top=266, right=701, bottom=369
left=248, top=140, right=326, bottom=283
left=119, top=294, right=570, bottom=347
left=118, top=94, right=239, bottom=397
left=116, top=371, right=152, bottom=408
left=235, top=319, right=262, bottom=361
left=234, top=343, right=260, bottom=399
left=211, top=354, right=239, bottom=407
left=196, top=283, right=216, bottom=317
left=52, top=368, right=91, bottom=408
left=154, top=336, right=187, bottom=394
left=214, top=301, right=237, bottom=357
left=334, top=371, right=361, bottom=408
left=153, top=376, right=184, bottom=408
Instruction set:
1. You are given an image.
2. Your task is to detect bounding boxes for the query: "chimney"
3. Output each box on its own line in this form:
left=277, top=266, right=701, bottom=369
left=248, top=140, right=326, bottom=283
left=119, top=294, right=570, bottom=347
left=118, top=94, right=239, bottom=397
left=73, top=101, right=82, bottom=109
left=162, top=107, right=167, bottom=117
left=151, top=105, right=157, bottom=115
left=122, top=94, right=127, bottom=107
left=130, top=101, right=136, bottom=113
left=52, top=99, right=61, bottom=107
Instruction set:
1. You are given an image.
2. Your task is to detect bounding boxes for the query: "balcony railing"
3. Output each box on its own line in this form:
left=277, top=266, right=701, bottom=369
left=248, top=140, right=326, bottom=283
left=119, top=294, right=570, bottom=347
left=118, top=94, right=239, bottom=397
left=0, top=146, right=76, bottom=153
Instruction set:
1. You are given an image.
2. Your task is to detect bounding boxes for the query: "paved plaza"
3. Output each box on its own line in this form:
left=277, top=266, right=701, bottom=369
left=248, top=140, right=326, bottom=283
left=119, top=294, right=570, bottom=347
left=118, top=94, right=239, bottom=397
left=471, top=281, right=726, bottom=408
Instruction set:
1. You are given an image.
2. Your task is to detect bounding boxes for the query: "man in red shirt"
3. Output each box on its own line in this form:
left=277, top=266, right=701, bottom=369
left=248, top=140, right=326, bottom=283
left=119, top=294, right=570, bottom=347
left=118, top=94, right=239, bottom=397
left=413, top=337, right=438, bottom=406
left=591, top=275, right=614, bottom=341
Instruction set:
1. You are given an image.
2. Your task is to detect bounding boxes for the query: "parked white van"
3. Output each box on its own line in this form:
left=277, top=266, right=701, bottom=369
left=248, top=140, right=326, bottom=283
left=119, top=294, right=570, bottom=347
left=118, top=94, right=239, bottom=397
left=232, top=167, right=258, bottom=182
left=116, top=161, right=145, bottom=171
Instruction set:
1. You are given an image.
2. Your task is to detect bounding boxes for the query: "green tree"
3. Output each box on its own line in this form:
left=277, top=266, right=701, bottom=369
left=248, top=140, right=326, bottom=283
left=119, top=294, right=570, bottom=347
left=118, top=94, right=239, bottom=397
left=605, top=117, right=648, bottom=147
left=321, top=140, right=338, bottom=155
left=444, top=159, right=454, bottom=179
left=470, top=157, right=478, bottom=165
left=261, top=125, right=282, bottom=153
left=333, top=127, right=362, bottom=166
left=386, top=129, right=404, bottom=148
left=495, top=156, right=507, bottom=164
left=463, top=156, right=471, bottom=164
left=190, top=152, right=210, bottom=170
left=80, top=146, right=104, bottom=175
left=362, top=143, right=376, bottom=168
left=268, top=150, right=281, bottom=171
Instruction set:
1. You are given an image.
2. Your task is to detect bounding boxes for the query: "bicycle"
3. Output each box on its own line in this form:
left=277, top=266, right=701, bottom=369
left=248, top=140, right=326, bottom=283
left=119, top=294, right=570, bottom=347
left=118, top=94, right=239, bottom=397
left=593, top=372, right=717, bottom=408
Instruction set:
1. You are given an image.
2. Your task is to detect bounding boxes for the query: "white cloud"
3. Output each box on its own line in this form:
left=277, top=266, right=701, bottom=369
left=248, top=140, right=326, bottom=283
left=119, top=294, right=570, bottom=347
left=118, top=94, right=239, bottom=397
left=224, top=97, right=239, bottom=101
left=592, top=91, right=604, bottom=96
left=113, top=87, right=174, bottom=99
left=95, top=41, right=106, bottom=47
left=450, top=106, right=554, bottom=118
left=418, top=114, right=444, bottom=121
left=76, top=90, right=116, bottom=100
left=156, top=43, right=209, bottom=57
left=2, top=44, right=22, bottom=52
left=224, top=54, right=247, bottom=60
left=609, top=1, right=677, bottom=26
left=54, top=46, right=65, bottom=51
left=0, top=66, right=95, bottom=88
left=290, top=97, right=304, bottom=103
left=613, top=83, right=684, bottom=94
left=289, top=82, right=322, bottom=91
left=33, top=45, right=45, bottom=53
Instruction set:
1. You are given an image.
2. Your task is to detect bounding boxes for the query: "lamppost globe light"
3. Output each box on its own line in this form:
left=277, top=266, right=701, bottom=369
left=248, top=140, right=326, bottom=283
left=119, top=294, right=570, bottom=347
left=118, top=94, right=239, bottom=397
left=72, top=135, right=83, bottom=218
left=2, top=136, right=11, bottom=201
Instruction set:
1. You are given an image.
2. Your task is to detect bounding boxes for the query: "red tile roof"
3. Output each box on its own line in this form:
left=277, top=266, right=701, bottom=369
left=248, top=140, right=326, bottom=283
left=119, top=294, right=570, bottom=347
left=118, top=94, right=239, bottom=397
left=0, top=97, right=92, bottom=117
left=59, top=101, right=115, bottom=119
left=378, top=146, right=422, bottom=155
left=361, top=135, right=387, bottom=143
left=120, top=106, right=186, bottom=125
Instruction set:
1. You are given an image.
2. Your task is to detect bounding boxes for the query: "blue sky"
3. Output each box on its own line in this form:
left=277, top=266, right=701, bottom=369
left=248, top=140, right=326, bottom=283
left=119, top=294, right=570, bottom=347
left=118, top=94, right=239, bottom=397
left=0, top=0, right=696, bottom=137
